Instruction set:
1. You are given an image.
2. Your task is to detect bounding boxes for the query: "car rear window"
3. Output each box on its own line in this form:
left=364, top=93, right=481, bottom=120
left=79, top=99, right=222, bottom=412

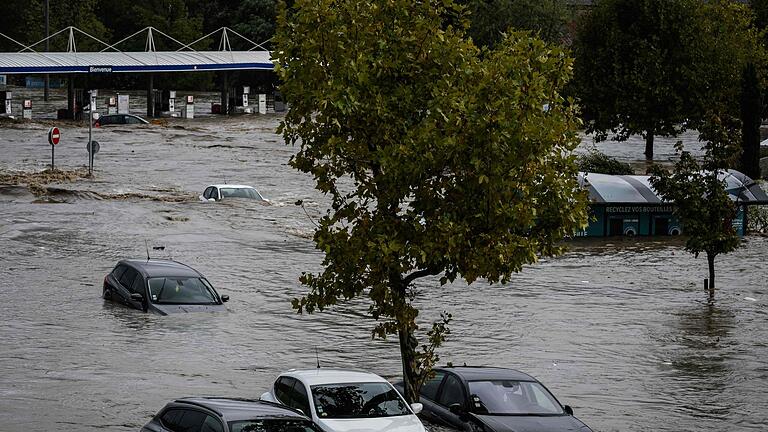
left=228, top=419, right=318, bottom=432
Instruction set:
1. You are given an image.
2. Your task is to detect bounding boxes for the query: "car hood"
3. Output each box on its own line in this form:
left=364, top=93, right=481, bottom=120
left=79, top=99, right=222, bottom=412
left=473, top=414, right=591, bottom=432
left=149, top=303, right=227, bottom=315
left=316, top=415, right=424, bottom=432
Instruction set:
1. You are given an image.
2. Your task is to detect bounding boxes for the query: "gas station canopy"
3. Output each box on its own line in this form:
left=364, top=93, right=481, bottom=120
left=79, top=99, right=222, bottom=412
left=0, top=50, right=274, bottom=74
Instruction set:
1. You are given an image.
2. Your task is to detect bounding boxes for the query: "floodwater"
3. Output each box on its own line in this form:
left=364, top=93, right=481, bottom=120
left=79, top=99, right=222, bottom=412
left=1, top=105, right=767, bottom=432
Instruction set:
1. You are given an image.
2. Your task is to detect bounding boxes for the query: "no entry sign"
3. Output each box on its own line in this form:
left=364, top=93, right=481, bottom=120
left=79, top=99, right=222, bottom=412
left=48, top=127, right=60, bottom=146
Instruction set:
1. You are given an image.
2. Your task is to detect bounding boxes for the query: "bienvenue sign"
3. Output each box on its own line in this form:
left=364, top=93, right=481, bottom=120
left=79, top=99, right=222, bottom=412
left=89, top=66, right=113, bottom=73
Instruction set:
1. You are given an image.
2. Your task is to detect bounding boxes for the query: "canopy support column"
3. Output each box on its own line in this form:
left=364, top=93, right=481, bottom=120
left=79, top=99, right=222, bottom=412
left=147, top=74, right=154, bottom=118
left=221, top=72, right=229, bottom=115
left=67, top=76, right=74, bottom=120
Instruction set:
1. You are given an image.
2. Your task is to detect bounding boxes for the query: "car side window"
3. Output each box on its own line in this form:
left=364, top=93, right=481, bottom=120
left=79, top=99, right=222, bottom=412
left=438, top=374, right=465, bottom=408
left=291, top=380, right=311, bottom=415
left=112, top=264, right=128, bottom=280
left=119, top=267, right=137, bottom=288
left=213, top=188, right=220, bottom=200
left=130, top=273, right=145, bottom=295
left=275, top=377, right=295, bottom=405
left=420, top=371, right=445, bottom=401
left=175, top=409, right=207, bottom=432
left=160, top=409, right=183, bottom=430
left=201, top=415, right=224, bottom=432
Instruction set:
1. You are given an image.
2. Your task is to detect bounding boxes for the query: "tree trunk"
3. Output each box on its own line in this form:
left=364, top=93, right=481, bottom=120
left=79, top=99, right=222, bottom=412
left=740, top=63, right=762, bottom=180
left=644, top=131, right=655, bottom=160
left=398, top=323, right=419, bottom=403
left=707, top=252, right=716, bottom=301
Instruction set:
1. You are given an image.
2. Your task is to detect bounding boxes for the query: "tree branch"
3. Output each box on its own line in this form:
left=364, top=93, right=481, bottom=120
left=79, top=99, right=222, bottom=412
left=403, top=267, right=441, bottom=286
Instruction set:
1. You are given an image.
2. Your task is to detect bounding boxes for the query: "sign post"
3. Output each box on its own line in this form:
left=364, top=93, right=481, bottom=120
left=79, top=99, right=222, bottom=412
left=47, top=127, right=60, bottom=170
left=87, top=90, right=97, bottom=175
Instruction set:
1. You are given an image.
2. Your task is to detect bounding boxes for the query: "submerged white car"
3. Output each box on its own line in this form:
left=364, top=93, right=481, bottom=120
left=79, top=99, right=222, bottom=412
left=260, top=369, right=426, bottom=432
left=200, top=184, right=269, bottom=203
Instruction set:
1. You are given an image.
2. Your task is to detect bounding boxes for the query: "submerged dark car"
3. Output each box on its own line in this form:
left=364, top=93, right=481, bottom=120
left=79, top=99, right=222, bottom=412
left=103, top=259, right=228, bottom=315
left=94, top=113, right=149, bottom=126
left=401, top=366, right=592, bottom=432
left=141, top=397, right=322, bottom=432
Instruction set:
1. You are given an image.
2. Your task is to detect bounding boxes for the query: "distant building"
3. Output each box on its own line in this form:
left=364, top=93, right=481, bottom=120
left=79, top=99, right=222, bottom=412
left=576, top=170, right=768, bottom=237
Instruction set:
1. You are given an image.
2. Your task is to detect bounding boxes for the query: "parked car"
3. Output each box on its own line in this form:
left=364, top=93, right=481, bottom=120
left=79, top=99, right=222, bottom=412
left=141, top=397, right=323, bottom=432
left=103, top=259, right=229, bottom=315
left=94, top=113, right=149, bottom=126
left=200, top=184, right=269, bottom=203
left=397, top=366, right=592, bottom=432
left=260, top=369, right=426, bottom=432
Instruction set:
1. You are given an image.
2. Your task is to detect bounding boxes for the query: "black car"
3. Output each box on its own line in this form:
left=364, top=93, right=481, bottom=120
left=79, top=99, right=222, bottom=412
left=141, top=397, right=323, bottom=432
left=403, top=366, right=592, bottom=432
left=103, top=259, right=229, bottom=315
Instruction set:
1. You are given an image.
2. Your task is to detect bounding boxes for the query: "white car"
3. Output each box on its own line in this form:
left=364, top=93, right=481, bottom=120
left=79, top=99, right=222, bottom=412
left=200, top=184, right=269, bottom=203
left=260, top=369, right=426, bottom=432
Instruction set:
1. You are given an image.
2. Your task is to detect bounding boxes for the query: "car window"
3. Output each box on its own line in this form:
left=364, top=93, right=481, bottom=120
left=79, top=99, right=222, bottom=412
left=437, top=374, right=465, bottom=408
left=201, top=415, right=224, bottom=432
left=420, top=371, right=445, bottom=401
left=112, top=264, right=128, bottom=280
left=291, top=380, right=311, bottom=415
left=147, top=277, right=218, bottom=304
left=311, top=382, right=410, bottom=419
left=130, top=273, right=145, bottom=295
left=203, top=187, right=214, bottom=199
left=175, top=409, right=207, bottom=432
left=126, top=116, right=143, bottom=124
left=229, top=419, right=320, bottom=432
left=467, top=380, right=563, bottom=415
left=119, top=267, right=137, bottom=288
left=275, top=377, right=295, bottom=406
left=160, top=409, right=183, bottom=430
left=100, top=115, right=113, bottom=125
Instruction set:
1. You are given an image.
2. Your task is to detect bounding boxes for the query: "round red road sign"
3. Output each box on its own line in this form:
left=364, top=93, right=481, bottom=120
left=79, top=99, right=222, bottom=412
left=48, top=127, right=60, bottom=146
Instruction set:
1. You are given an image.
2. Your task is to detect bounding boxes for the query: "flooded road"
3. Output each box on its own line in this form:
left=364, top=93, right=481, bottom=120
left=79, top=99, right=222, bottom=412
left=0, top=114, right=767, bottom=432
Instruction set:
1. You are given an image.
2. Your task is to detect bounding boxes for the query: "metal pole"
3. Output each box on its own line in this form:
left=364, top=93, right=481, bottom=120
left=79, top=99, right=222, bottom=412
left=147, top=74, right=154, bottom=118
left=51, top=144, right=54, bottom=171
left=44, top=0, right=49, bottom=102
left=88, top=91, right=93, bottom=175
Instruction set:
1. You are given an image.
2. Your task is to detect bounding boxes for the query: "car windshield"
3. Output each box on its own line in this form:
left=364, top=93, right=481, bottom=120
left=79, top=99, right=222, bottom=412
left=468, top=380, right=563, bottom=415
left=311, top=382, right=410, bottom=419
left=228, top=419, right=320, bottom=432
left=220, top=187, right=263, bottom=200
left=147, top=277, right=218, bottom=304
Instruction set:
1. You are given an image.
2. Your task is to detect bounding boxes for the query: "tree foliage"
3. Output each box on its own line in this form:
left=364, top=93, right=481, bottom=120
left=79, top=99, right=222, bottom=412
left=466, top=0, right=571, bottom=48
left=649, top=117, right=742, bottom=301
left=275, top=0, right=588, bottom=402
left=573, top=0, right=761, bottom=160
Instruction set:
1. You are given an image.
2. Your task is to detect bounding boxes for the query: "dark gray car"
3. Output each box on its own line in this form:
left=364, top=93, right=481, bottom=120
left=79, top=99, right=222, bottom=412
left=399, top=366, right=592, bottom=432
left=141, top=397, right=323, bottom=432
left=103, top=259, right=228, bottom=315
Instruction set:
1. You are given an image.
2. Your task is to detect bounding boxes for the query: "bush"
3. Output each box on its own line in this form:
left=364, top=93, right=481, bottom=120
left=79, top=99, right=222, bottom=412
left=576, top=149, right=635, bottom=175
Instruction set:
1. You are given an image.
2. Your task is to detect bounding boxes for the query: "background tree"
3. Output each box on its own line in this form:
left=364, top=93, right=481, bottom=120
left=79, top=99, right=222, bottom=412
left=466, top=0, right=570, bottom=48
left=650, top=117, right=742, bottom=301
left=275, top=0, right=588, bottom=402
left=573, top=0, right=699, bottom=160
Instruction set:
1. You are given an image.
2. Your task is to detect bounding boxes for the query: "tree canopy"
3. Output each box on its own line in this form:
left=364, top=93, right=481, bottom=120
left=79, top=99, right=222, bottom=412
left=573, top=0, right=762, bottom=160
left=466, top=0, right=571, bottom=48
left=275, top=0, right=588, bottom=401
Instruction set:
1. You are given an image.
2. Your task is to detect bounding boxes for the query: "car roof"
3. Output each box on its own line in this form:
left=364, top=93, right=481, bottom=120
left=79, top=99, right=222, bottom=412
left=120, top=259, right=202, bottom=278
left=208, top=184, right=256, bottom=189
left=438, top=366, right=538, bottom=382
left=172, top=398, right=308, bottom=422
left=282, top=369, right=390, bottom=386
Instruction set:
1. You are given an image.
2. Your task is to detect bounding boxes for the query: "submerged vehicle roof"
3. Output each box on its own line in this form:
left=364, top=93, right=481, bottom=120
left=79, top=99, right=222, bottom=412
left=120, top=259, right=202, bottom=278
left=208, top=184, right=257, bottom=189
left=282, top=369, right=390, bottom=386
left=173, top=397, right=308, bottom=422
left=439, top=366, right=537, bottom=382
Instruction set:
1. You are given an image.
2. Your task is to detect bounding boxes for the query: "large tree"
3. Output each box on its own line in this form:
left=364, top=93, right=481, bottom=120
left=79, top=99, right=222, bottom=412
left=574, top=0, right=762, bottom=161
left=275, top=0, right=588, bottom=402
left=573, top=0, right=700, bottom=160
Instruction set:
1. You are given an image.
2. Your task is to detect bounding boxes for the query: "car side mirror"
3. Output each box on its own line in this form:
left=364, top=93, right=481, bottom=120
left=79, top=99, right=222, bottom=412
left=449, top=403, right=469, bottom=421
left=221, top=295, right=230, bottom=303
left=563, top=405, right=574, bottom=416
left=130, top=293, right=143, bottom=302
left=410, top=402, right=423, bottom=415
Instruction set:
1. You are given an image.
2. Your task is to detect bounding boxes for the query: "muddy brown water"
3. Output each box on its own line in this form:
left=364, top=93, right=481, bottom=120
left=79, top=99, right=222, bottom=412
left=0, top=113, right=767, bottom=432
